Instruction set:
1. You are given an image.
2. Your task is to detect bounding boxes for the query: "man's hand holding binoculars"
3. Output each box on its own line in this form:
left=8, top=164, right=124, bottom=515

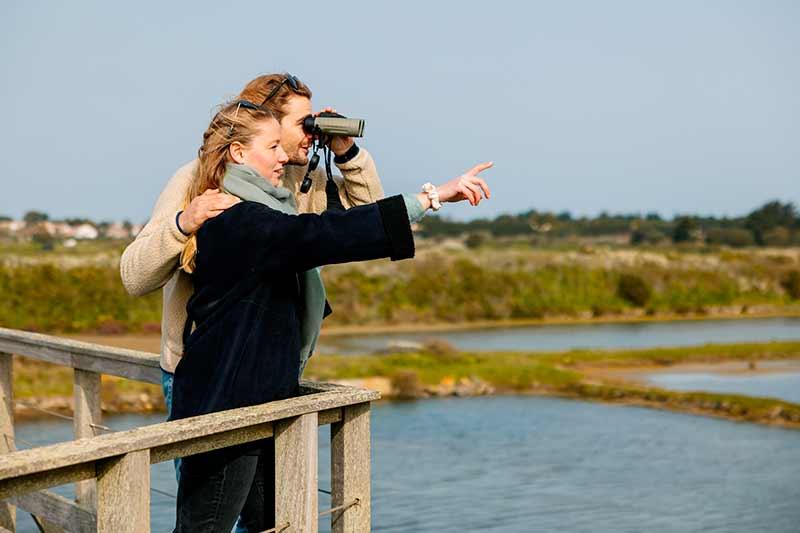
left=314, top=106, right=355, bottom=156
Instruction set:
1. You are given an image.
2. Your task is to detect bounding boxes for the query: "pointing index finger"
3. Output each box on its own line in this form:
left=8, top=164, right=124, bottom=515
left=468, top=161, right=494, bottom=176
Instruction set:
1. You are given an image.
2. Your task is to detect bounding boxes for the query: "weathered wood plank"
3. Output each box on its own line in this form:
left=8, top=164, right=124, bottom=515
left=73, top=369, right=101, bottom=510
left=155, top=421, right=274, bottom=465
left=151, top=407, right=342, bottom=464
left=96, top=450, right=149, bottom=533
left=10, top=490, right=95, bottom=532
left=0, top=465, right=95, bottom=503
left=0, top=328, right=160, bottom=384
left=0, top=352, right=16, bottom=531
left=331, top=402, right=371, bottom=533
left=275, top=413, right=318, bottom=533
left=0, top=388, right=377, bottom=499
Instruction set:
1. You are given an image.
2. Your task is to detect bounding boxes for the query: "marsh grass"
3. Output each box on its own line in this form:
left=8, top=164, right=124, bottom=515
left=0, top=245, right=798, bottom=333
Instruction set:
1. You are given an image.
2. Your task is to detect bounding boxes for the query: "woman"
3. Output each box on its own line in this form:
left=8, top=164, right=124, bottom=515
left=171, top=99, right=491, bottom=532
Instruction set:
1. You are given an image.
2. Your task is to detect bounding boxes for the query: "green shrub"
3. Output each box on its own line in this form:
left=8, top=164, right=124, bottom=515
left=672, top=217, right=700, bottom=243
left=616, top=274, right=652, bottom=307
left=630, top=228, right=666, bottom=246
left=705, top=228, right=755, bottom=248
left=31, top=232, right=56, bottom=251
left=464, top=233, right=486, bottom=249
left=782, top=270, right=800, bottom=300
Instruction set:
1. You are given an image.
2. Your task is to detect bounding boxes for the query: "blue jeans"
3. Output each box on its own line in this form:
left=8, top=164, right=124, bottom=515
left=162, top=370, right=259, bottom=533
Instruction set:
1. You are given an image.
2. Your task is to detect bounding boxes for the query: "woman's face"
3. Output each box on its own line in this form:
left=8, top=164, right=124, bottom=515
left=231, top=118, right=289, bottom=186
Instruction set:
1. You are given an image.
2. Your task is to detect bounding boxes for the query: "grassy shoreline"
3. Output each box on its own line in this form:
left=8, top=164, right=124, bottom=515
left=11, top=340, right=800, bottom=430
left=305, top=341, right=800, bottom=429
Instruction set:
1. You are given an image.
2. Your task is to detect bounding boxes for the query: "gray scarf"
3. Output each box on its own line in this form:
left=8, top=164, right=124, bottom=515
left=222, top=163, right=326, bottom=373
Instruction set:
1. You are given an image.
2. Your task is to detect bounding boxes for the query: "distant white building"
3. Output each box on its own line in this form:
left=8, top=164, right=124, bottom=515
left=73, top=223, right=99, bottom=240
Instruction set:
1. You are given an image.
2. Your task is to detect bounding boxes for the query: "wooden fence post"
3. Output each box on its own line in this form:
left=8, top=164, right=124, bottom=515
left=96, top=450, right=150, bottom=533
left=275, top=413, right=318, bottom=532
left=330, top=403, right=371, bottom=533
left=73, top=369, right=101, bottom=510
left=0, top=352, right=15, bottom=532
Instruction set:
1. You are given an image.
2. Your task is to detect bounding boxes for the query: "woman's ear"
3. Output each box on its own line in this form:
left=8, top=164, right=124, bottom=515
left=229, top=142, right=246, bottom=164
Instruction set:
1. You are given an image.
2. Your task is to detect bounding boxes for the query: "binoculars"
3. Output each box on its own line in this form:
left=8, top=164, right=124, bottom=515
left=302, top=112, right=364, bottom=138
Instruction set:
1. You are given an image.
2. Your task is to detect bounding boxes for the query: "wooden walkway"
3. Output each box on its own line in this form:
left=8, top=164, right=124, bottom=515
left=0, top=327, right=378, bottom=532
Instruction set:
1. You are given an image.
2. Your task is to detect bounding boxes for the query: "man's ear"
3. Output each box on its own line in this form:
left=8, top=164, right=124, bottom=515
left=229, top=142, right=246, bottom=164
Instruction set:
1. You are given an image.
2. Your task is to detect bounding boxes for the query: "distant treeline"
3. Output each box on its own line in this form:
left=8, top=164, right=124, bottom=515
left=419, top=200, right=800, bottom=247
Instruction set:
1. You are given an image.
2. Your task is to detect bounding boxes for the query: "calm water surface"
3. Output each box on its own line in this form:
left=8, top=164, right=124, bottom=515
left=13, top=397, right=800, bottom=532
left=318, top=316, right=800, bottom=354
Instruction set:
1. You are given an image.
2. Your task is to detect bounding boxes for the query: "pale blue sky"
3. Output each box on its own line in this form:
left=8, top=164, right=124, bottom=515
left=1, top=0, right=797, bottom=222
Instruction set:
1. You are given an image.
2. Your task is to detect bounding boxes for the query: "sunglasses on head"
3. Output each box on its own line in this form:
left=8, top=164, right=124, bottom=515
left=260, top=74, right=301, bottom=106
left=227, top=99, right=263, bottom=136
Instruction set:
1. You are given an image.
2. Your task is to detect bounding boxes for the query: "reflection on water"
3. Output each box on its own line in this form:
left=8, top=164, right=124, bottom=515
left=647, top=372, right=800, bottom=404
left=13, top=397, right=800, bottom=532
left=318, top=316, right=800, bottom=354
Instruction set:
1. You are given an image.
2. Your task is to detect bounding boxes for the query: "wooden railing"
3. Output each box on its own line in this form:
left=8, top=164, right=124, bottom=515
left=0, top=327, right=379, bottom=532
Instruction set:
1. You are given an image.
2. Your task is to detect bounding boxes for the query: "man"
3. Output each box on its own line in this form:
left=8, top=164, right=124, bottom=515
left=120, top=72, right=384, bottom=415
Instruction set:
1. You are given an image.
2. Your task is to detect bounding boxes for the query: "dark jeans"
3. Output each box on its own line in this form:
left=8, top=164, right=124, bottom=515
left=173, top=441, right=276, bottom=533
left=164, top=369, right=261, bottom=533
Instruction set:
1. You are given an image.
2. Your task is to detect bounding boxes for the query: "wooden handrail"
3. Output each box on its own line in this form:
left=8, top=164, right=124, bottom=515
left=0, top=327, right=377, bottom=532
left=0, top=387, right=377, bottom=491
left=0, top=327, right=160, bottom=384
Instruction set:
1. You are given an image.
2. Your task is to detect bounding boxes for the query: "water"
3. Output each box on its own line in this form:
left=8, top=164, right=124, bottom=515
left=647, top=372, right=800, bottom=404
left=317, top=316, right=800, bottom=354
left=13, top=317, right=800, bottom=531
left=13, top=397, right=800, bottom=532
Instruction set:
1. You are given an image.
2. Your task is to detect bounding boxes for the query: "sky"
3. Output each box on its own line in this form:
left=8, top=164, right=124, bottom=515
left=1, top=0, right=798, bottom=222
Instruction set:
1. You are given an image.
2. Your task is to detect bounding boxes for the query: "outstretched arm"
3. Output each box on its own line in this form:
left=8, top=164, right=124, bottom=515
left=194, top=162, right=493, bottom=280
left=195, top=195, right=414, bottom=282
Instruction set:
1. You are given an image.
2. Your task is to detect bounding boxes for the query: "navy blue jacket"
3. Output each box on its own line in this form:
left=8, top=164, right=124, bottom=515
left=170, top=195, right=414, bottom=421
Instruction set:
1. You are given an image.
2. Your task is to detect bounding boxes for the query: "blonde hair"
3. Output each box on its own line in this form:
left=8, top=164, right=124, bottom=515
left=180, top=100, right=277, bottom=273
